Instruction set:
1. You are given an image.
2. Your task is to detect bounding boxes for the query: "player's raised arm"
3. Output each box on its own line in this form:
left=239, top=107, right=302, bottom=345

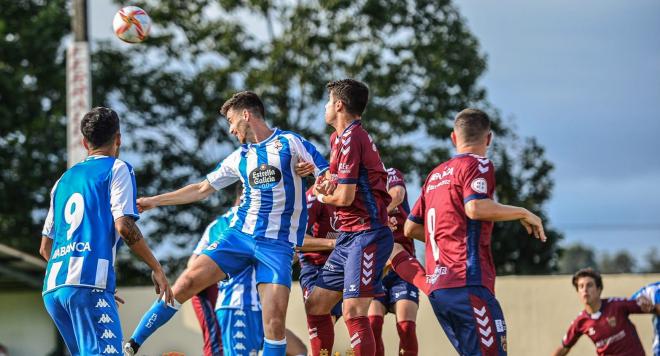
left=137, top=179, right=216, bottom=212
left=464, top=199, right=546, bottom=242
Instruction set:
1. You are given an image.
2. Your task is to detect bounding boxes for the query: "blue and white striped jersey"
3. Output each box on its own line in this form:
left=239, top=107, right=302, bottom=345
left=41, top=155, right=139, bottom=294
left=216, top=267, right=260, bottom=312
left=192, top=207, right=239, bottom=255
left=206, top=128, right=328, bottom=246
left=632, top=281, right=660, bottom=304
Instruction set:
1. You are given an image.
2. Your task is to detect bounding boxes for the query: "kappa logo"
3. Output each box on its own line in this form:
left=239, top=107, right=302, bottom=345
left=234, top=320, right=246, bottom=328
left=206, top=242, right=219, bottom=251
left=102, top=345, right=119, bottom=354
left=234, top=310, right=246, bottom=316
left=235, top=342, right=247, bottom=351
left=234, top=331, right=246, bottom=339
left=101, top=329, right=116, bottom=339
left=98, top=314, right=113, bottom=324
left=96, top=298, right=110, bottom=308
left=473, top=306, right=494, bottom=348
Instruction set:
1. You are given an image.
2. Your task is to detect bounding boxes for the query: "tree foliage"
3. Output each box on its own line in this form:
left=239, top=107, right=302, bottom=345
left=1, top=0, right=562, bottom=283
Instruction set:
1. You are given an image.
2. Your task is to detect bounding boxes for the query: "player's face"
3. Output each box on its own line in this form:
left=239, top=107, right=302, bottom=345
left=226, top=109, right=251, bottom=144
left=576, top=277, right=602, bottom=305
left=324, top=93, right=337, bottom=126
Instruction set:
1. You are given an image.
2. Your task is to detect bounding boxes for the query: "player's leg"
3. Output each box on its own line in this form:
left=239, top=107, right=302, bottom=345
left=427, top=288, right=466, bottom=354
left=65, top=288, right=123, bottom=354
left=254, top=237, right=296, bottom=356
left=300, top=263, right=343, bottom=325
left=472, top=287, right=507, bottom=356
left=389, top=243, right=429, bottom=295
left=342, top=226, right=394, bottom=356
left=306, top=234, right=349, bottom=355
left=126, top=230, right=252, bottom=353
left=191, top=285, right=223, bottom=356
left=367, top=299, right=387, bottom=356
left=285, top=328, right=308, bottom=356
left=43, top=289, right=81, bottom=355
left=390, top=272, right=419, bottom=356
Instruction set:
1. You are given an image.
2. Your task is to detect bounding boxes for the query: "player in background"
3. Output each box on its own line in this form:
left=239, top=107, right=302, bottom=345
left=552, top=268, right=654, bottom=356
left=306, top=79, right=394, bottom=356
left=124, top=91, right=328, bottom=356
left=632, top=281, right=660, bottom=356
left=39, top=107, right=172, bottom=355
left=298, top=187, right=343, bottom=322
left=368, top=168, right=418, bottom=356
left=390, top=108, right=546, bottom=355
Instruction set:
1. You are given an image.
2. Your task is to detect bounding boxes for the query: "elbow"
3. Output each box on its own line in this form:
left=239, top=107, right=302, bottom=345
left=464, top=201, right=481, bottom=220
left=39, top=247, right=49, bottom=261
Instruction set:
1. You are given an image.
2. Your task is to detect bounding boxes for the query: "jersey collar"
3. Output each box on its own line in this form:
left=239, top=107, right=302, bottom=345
left=340, top=120, right=361, bottom=137
left=244, top=127, right=280, bottom=149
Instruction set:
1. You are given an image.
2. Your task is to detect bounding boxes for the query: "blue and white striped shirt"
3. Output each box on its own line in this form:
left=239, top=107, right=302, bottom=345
left=206, top=129, right=328, bottom=246
left=41, top=155, right=139, bottom=294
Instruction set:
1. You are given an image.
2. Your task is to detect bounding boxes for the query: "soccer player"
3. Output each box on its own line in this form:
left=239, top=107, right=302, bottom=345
left=552, top=268, right=654, bottom=356
left=298, top=187, right=343, bottom=321
left=391, top=108, right=546, bottom=355
left=305, top=79, right=394, bottom=356
left=368, top=168, right=418, bottom=356
left=632, top=281, right=660, bottom=356
left=39, top=107, right=172, bottom=355
left=124, top=91, right=328, bottom=356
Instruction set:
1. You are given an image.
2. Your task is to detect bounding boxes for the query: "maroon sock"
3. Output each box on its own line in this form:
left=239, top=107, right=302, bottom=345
left=346, top=316, right=376, bottom=356
left=368, top=315, right=385, bottom=356
left=396, top=320, right=418, bottom=356
left=391, top=251, right=429, bottom=295
left=307, top=314, right=334, bottom=355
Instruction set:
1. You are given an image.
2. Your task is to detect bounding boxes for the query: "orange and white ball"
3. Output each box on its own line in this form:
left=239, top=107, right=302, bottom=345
left=112, top=6, right=151, bottom=43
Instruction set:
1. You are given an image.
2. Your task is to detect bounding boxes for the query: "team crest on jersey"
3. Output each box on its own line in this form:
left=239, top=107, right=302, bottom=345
left=206, top=242, right=218, bottom=251
left=607, top=316, right=617, bottom=327
left=249, top=164, right=282, bottom=190
left=273, top=139, right=283, bottom=151
left=471, top=178, right=488, bottom=194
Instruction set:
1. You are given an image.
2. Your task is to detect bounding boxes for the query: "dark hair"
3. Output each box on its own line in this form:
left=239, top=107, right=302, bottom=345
left=220, top=91, right=265, bottom=118
left=80, top=107, right=120, bottom=148
left=572, top=268, right=603, bottom=290
left=454, top=108, right=491, bottom=144
left=326, top=79, right=369, bottom=116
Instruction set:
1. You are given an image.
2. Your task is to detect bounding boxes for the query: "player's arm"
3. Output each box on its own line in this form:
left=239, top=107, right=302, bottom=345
left=39, top=179, right=59, bottom=261
left=138, top=179, right=216, bottom=212
left=464, top=199, right=546, bottom=242
left=387, top=185, right=405, bottom=213
left=404, top=219, right=425, bottom=242
left=551, top=346, right=571, bottom=356
left=298, top=235, right=336, bottom=252
left=39, top=237, right=53, bottom=261
left=317, top=183, right=355, bottom=207
left=404, top=194, right=426, bottom=242
left=293, top=136, right=330, bottom=177
left=115, top=216, right=173, bottom=305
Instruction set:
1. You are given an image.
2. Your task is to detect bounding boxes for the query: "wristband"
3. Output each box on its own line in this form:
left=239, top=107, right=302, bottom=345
left=317, top=194, right=327, bottom=204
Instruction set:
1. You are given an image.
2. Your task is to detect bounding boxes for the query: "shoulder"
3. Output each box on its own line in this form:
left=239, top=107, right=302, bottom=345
left=454, top=154, right=493, bottom=169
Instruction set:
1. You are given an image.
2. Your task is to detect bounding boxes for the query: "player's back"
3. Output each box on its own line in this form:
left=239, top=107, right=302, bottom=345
left=413, top=153, right=496, bottom=293
left=43, top=156, right=137, bottom=294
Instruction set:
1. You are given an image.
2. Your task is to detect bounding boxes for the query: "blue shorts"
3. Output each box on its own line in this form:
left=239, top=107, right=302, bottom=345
left=202, top=228, right=294, bottom=288
left=300, top=263, right=343, bottom=317
left=374, top=270, right=419, bottom=309
left=216, top=308, right=264, bottom=356
left=316, top=226, right=394, bottom=299
left=43, top=287, right=123, bottom=355
left=429, top=286, right=507, bottom=356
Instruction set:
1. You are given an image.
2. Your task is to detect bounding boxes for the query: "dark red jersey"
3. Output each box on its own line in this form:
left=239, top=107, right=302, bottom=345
left=409, top=153, right=496, bottom=293
left=300, top=188, right=339, bottom=266
left=561, top=298, right=646, bottom=356
left=386, top=168, right=414, bottom=255
left=329, top=120, right=390, bottom=232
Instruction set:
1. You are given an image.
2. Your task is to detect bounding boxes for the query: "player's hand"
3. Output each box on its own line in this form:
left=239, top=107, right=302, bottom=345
left=520, top=210, right=547, bottom=242
left=114, top=290, right=125, bottom=306
left=637, top=295, right=654, bottom=313
left=137, top=197, right=157, bottom=213
left=388, top=216, right=398, bottom=231
left=295, top=160, right=315, bottom=177
left=151, top=269, right=174, bottom=306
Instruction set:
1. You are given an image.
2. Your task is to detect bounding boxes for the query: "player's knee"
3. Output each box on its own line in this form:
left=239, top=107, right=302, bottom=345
left=263, top=316, right=286, bottom=338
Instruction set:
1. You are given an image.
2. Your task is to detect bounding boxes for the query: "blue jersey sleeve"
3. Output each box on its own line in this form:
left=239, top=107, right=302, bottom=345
left=288, top=134, right=329, bottom=177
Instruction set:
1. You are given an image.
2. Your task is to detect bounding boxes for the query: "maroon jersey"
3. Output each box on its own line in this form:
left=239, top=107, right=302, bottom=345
left=409, top=153, right=496, bottom=293
left=561, top=298, right=646, bottom=356
left=301, top=188, right=339, bottom=266
left=386, top=168, right=414, bottom=255
left=329, top=120, right=390, bottom=232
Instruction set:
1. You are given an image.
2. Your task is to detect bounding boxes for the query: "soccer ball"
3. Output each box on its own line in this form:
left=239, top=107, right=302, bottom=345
left=112, top=6, right=151, bottom=43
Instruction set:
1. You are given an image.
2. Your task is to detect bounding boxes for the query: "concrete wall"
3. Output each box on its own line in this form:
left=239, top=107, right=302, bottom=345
left=0, top=274, right=658, bottom=355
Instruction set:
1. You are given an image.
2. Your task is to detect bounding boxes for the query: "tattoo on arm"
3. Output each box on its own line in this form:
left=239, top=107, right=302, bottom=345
left=116, top=217, right=143, bottom=246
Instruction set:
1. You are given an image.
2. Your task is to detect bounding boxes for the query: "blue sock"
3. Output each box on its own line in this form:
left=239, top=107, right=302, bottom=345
left=263, top=337, right=287, bottom=356
left=130, top=299, right=180, bottom=345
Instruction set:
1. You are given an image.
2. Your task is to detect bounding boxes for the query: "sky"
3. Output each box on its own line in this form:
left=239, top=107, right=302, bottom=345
left=89, top=1, right=660, bottom=264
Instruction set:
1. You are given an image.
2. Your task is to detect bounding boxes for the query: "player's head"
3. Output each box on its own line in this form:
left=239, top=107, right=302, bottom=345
left=81, top=107, right=121, bottom=157
left=572, top=268, right=603, bottom=305
left=325, top=79, right=369, bottom=125
left=220, top=91, right=265, bottom=144
left=451, top=108, right=492, bottom=150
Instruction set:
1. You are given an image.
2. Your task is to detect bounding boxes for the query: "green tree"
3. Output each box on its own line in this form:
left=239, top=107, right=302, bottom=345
left=0, top=0, right=68, bottom=254
left=643, top=247, right=660, bottom=273
left=558, top=243, right=598, bottom=274
left=599, top=250, right=636, bottom=274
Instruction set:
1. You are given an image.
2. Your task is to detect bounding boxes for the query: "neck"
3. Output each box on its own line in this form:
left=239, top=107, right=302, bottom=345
left=456, top=144, right=488, bottom=157
left=248, top=121, right=275, bottom=144
left=88, top=148, right=115, bottom=157
left=334, top=115, right=360, bottom=134
left=585, top=299, right=602, bottom=314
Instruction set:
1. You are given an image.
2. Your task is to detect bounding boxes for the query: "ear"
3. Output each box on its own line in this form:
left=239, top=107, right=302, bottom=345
left=450, top=131, right=458, bottom=147
left=334, top=99, right=343, bottom=113
left=82, top=137, right=90, bottom=151
left=486, top=131, right=493, bottom=146
left=242, top=109, right=250, bottom=121
left=115, top=132, right=121, bottom=147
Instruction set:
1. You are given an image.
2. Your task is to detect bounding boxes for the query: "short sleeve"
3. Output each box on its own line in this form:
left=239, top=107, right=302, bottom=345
left=460, top=158, right=495, bottom=204
left=335, top=131, right=362, bottom=184
left=387, top=168, right=405, bottom=190
left=290, top=135, right=329, bottom=177
left=193, top=221, right=217, bottom=255
left=611, top=298, right=644, bottom=315
left=408, top=195, right=425, bottom=224
left=207, top=149, right=241, bottom=190
left=110, top=160, right=139, bottom=221
left=41, top=179, right=60, bottom=238
left=561, top=318, right=582, bottom=348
